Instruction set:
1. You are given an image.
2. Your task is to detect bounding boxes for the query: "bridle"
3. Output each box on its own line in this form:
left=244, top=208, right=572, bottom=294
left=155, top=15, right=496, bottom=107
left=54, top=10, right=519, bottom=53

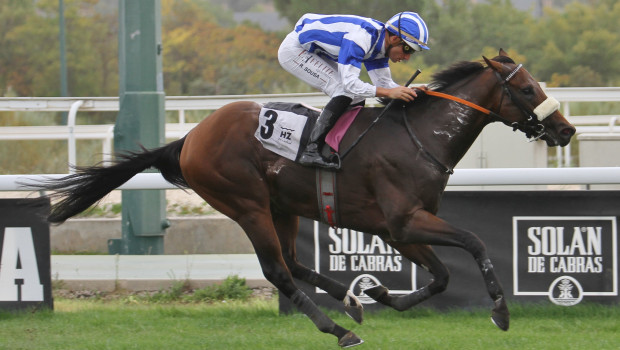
left=492, top=64, right=548, bottom=141
left=342, top=61, right=560, bottom=175
left=425, top=63, right=557, bottom=142
left=404, top=62, right=560, bottom=174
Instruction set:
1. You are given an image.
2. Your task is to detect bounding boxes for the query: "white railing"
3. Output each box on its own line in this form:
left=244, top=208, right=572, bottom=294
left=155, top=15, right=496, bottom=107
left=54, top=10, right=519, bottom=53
left=547, top=87, right=620, bottom=167
left=0, top=93, right=333, bottom=114
left=1, top=88, right=620, bottom=171
left=0, top=93, right=333, bottom=169
left=2, top=167, right=620, bottom=191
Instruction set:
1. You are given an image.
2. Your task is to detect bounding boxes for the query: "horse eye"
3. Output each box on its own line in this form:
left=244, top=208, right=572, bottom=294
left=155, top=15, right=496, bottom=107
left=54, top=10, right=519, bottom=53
left=521, top=86, right=534, bottom=95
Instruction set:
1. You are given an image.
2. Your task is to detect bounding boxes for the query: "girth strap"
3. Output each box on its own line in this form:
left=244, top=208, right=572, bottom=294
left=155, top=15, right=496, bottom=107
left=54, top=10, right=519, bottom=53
left=316, top=168, right=339, bottom=228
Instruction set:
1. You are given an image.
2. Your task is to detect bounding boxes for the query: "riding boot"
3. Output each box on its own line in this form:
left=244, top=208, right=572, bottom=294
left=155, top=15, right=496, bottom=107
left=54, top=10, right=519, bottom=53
left=299, top=96, right=352, bottom=169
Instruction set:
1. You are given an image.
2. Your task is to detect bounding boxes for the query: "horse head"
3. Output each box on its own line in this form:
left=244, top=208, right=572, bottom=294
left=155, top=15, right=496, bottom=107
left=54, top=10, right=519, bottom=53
left=483, top=49, right=575, bottom=147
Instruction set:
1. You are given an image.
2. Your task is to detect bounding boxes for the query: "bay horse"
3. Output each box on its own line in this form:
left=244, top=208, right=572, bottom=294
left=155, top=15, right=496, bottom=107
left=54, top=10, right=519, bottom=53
left=30, top=50, right=575, bottom=347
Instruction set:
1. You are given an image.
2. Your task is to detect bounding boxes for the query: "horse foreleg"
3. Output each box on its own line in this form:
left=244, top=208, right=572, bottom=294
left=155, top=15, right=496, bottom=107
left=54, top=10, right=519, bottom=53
left=387, top=209, right=509, bottom=331
left=364, top=243, right=449, bottom=312
left=272, top=212, right=364, bottom=324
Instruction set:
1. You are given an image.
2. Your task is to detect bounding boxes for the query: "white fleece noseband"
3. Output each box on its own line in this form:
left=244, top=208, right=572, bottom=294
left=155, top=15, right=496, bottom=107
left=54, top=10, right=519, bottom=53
left=533, top=96, right=560, bottom=120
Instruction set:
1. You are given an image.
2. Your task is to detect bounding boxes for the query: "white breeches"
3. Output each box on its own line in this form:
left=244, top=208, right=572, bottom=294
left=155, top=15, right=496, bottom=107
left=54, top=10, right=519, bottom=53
left=277, top=32, right=366, bottom=104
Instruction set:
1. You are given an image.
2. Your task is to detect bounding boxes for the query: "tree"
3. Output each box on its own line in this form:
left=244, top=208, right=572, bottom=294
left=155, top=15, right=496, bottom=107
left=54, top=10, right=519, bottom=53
left=1, top=1, right=58, bottom=96
left=0, top=0, right=118, bottom=97
left=162, top=0, right=302, bottom=95
left=570, top=29, right=620, bottom=83
left=3, top=0, right=620, bottom=99
left=526, top=0, right=620, bottom=85
left=0, top=1, right=34, bottom=96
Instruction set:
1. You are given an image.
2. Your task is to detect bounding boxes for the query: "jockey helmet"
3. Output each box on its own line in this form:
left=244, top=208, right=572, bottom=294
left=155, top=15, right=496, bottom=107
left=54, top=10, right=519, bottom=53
left=386, top=12, right=430, bottom=51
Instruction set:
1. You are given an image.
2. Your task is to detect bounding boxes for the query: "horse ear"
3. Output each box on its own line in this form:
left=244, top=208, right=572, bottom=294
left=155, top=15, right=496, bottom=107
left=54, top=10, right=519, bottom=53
left=499, top=48, right=508, bottom=56
left=483, top=55, right=503, bottom=72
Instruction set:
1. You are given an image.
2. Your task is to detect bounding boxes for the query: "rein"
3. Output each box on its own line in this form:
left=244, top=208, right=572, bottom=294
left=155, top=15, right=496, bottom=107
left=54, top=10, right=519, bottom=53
left=401, top=107, right=454, bottom=174
left=340, top=70, right=422, bottom=160
left=342, top=63, right=557, bottom=174
left=423, top=63, right=553, bottom=142
left=401, top=88, right=505, bottom=175
left=423, top=88, right=540, bottom=134
left=403, top=63, right=554, bottom=174
left=424, top=90, right=496, bottom=116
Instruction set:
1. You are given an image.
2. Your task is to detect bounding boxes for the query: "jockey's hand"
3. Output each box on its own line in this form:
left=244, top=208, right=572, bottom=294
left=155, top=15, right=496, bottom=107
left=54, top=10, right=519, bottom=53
left=381, top=86, right=419, bottom=102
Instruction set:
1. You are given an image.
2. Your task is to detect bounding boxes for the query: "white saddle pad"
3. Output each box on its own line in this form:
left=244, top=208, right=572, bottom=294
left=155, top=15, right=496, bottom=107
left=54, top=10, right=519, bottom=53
left=254, top=103, right=319, bottom=161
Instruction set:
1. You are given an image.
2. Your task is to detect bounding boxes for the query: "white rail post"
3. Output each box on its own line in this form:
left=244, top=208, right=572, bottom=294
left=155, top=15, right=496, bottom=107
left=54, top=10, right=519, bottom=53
left=609, top=116, right=618, bottom=132
left=67, top=100, right=84, bottom=173
left=102, top=125, right=115, bottom=167
left=560, top=102, right=570, bottom=167
left=178, top=109, right=188, bottom=138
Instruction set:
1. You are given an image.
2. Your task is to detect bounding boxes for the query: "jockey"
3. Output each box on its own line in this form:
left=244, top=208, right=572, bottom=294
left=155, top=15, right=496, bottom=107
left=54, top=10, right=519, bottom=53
left=278, top=12, right=430, bottom=169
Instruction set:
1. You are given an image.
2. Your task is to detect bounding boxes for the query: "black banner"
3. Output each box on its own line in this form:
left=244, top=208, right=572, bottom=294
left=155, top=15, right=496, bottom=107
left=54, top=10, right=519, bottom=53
left=0, top=198, right=53, bottom=311
left=280, top=191, right=619, bottom=313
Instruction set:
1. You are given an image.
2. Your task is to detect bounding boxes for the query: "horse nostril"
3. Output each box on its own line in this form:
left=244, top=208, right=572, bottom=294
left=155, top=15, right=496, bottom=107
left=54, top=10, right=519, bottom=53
left=561, top=127, right=576, bottom=136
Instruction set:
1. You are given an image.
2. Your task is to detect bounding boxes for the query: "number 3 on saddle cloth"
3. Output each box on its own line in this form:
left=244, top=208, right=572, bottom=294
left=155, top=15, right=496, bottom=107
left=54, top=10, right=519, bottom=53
left=254, top=102, right=362, bottom=162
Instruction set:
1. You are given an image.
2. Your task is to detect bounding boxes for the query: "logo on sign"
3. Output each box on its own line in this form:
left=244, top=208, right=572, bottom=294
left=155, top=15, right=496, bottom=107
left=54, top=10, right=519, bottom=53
left=349, top=274, right=381, bottom=304
left=548, top=276, right=583, bottom=306
left=313, top=222, right=416, bottom=305
left=513, top=216, right=618, bottom=305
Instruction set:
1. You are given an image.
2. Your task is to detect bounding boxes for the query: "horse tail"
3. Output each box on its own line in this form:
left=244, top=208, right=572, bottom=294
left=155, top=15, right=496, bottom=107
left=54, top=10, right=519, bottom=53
left=29, top=137, right=188, bottom=224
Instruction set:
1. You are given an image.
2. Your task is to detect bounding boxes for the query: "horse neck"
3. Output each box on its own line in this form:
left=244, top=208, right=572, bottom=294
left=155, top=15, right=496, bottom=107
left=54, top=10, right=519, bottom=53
left=411, top=72, right=499, bottom=169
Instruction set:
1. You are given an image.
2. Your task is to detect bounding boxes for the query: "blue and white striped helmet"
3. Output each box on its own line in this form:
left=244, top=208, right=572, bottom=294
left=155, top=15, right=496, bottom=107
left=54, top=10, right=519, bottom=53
left=386, top=12, right=430, bottom=51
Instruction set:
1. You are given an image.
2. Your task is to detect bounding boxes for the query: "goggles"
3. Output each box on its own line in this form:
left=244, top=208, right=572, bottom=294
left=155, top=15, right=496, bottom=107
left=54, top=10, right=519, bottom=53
left=401, top=42, right=419, bottom=54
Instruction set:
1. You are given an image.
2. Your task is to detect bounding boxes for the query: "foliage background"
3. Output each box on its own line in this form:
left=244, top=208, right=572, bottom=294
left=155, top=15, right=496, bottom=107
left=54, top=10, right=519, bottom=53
left=1, top=0, right=619, bottom=99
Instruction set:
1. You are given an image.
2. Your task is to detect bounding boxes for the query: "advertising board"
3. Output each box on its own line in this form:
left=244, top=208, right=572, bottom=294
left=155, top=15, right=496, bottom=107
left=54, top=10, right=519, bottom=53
left=280, top=191, right=619, bottom=313
left=0, top=198, right=53, bottom=311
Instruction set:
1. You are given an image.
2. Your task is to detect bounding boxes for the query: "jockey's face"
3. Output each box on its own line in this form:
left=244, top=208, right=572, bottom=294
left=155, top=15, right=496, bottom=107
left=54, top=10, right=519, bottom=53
left=385, top=34, right=412, bottom=63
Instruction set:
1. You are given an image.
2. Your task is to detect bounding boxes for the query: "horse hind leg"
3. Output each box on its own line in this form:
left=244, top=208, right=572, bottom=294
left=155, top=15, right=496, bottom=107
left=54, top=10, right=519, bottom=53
left=364, top=243, right=449, bottom=312
left=289, top=260, right=364, bottom=325
left=192, top=185, right=364, bottom=348
left=272, top=213, right=364, bottom=324
left=236, top=211, right=363, bottom=347
left=180, top=129, right=361, bottom=345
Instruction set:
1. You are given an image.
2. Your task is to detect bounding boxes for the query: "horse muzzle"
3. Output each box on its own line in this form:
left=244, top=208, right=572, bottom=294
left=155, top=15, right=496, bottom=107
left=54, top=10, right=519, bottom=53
left=541, top=110, right=576, bottom=147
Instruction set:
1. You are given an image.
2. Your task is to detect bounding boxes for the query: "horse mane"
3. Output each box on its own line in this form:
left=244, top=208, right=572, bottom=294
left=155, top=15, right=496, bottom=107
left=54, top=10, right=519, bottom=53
left=377, top=55, right=516, bottom=106
left=429, top=55, right=515, bottom=91
left=428, top=61, right=485, bottom=91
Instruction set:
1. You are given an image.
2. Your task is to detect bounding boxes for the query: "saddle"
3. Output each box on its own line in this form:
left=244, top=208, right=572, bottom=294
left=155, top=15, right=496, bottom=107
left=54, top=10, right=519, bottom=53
left=254, top=102, right=363, bottom=228
left=254, top=102, right=362, bottom=162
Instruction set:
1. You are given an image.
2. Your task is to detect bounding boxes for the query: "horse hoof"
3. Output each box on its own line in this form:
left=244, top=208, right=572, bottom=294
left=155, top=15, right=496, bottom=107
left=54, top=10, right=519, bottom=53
left=338, top=331, right=364, bottom=348
left=491, top=297, right=510, bottom=331
left=363, top=285, right=388, bottom=301
left=345, top=304, right=364, bottom=325
left=343, top=290, right=364, bottom=324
